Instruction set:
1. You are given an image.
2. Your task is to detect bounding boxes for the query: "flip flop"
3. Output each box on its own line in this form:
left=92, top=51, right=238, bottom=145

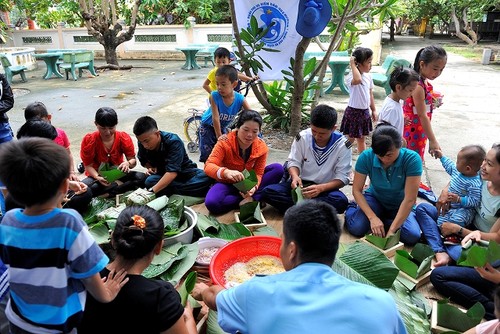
left=417, top=188, right=437, bottom=205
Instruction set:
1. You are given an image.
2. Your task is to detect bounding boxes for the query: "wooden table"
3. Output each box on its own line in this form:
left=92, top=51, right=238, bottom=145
left=35, top=52, right=63, bottom=79
left=324, top=56, right=351, bottom=95
left=176, top=46, right=202, bottom=70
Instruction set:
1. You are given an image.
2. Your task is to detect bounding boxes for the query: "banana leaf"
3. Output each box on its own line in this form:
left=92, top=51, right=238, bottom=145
left=168, top=194, right=205, bottom=206
left=207, top=310, right=229, bottom=334
left=436, top=300, right=485, bottom=332
left=238, top=201, right=263, bottom=225
left=143, top=242, right=189, bottom=278
left=160, top=198, right=185, bottom=235
left=83, top=197, right=115, bottom=225
left=96, top=203, right=126, bottom=221
left=196, top=213, right=220, bottom=234
left=337, top=241, right=400, bottom=290
left=233, top=169, right=258, bottom=193
left=457, top=240, right=500, bottom=267
left=98, top=163, right=127, bottom=183
left=390, top=279, right=431, bottom=334
left=126, top=188, right=156, bottom=205
left=252, top=225, right=279, bottom=236
left=291, top=186, right=304, bottom=204
left=88, top=221, right=111, bottom=244
left=196, top=213, right=252, bottom=240
left=178, top=271, right=197, bottom=306
left=160, top=242, right=198, bottom=286
left=394, top=243, right=434, bottom=279
left=146, top=195, right=169, bottom=211
left=365, top=229, right=401, bottom=250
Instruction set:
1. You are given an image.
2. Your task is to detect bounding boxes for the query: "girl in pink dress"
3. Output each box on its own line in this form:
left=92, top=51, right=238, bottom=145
left=403, top=45, right=447, bottom=161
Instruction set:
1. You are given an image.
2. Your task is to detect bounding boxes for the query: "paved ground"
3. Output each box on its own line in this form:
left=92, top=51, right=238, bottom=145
left=8, top=34, right=500, bottom=198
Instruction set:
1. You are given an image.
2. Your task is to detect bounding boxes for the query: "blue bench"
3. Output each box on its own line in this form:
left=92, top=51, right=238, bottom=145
left=59, top=51, right=97, bottom=81
left=0, top=54, right=27, bottom=84
left=191, top=43, right=219, bottom=67
left=372, top=57, right=412, bottom=95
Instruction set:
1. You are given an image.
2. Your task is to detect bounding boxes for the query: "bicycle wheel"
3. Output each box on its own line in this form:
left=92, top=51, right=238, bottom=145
left=184, top=115, right=202, bottom=150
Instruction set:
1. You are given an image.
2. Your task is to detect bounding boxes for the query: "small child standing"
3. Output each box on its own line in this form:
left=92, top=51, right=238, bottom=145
left=340, top=47, right=377, bottom=154
left=24, top=101, right=79, bottom=181
left=199, top=65, right=251, bottom=162
left=202, top=47, right=256, bottom=96
left=377, top=67, right=420, bottom=138
left=0, top=137, right=128, bottom=333
left=403, top=45, right=447, bottom=161
left=433, top=145, right=486, bottom=244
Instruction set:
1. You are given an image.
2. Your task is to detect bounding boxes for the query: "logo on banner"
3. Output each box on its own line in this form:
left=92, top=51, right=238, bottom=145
left=247, top=2, right=289, bottom=48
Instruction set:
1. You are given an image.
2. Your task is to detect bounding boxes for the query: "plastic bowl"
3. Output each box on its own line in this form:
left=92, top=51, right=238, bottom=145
left=209, top=236, right=282, bottom=286
left=164, top=206, right=197, bottom=246
left=195, top=237, right=228, bottom=266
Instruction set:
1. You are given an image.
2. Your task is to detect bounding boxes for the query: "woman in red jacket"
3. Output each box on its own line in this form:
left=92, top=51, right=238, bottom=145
left=204, top=110, right=283, bottom=215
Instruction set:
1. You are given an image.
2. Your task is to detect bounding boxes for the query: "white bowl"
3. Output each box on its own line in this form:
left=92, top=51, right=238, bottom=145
left=195, top=237, right=228, bottom=266
left=164, top=206, right=197, bottom=246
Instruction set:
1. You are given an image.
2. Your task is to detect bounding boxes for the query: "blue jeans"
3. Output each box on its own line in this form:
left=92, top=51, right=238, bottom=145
left=205, top=163, right=284, bottom=215
left=145, top=169, right=212, bottom=197
left=261, top=181, right=348, bottom=214
left=344, top=193, right=421, bottom=245
left=430, top=265, right=498, bottom=320
left=415, top=203, right=466, bottom=260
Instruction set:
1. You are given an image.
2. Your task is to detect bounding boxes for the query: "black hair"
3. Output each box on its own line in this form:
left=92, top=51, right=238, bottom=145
left=95, top=107, right=118, bottom=127
left=236, top=109, right=262, bottom=130
left=371, top=124, right=403, bottom=156
left=413, top=45, right=447, bottom=73
left=214, top=47, right=231, bottom=60
left=352, top=47, right=373, bottom=65
left=461, top=145, right=486, bottom=171
left=282, top=200, right=341, bottom=265
left=24, top=101, right=49, bottom=120
left=17, top=119, right=57, bottom=140
left=0, top=138, right=70, bottom=207
left=491, top=143, right=500, bottom=165
left=215, top=65, right=238, bottom=83
left=113, top=206, right=164, bottom=260
left=389, top=67, right=420, bottom=91
left=310, top=104, right=338, bottom=129
left=133, top=116, right=158, bottom=136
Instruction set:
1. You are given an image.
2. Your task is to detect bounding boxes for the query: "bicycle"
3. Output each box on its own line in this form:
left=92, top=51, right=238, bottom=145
left=183, top=78, right=260, bottom=153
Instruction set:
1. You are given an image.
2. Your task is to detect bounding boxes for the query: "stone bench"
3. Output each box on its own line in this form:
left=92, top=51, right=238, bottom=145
left=59, top=50, right=98, bottom=81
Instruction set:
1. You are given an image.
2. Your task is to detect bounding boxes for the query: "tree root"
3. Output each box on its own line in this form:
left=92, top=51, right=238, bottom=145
left=95, top=64, right=134, bottom=70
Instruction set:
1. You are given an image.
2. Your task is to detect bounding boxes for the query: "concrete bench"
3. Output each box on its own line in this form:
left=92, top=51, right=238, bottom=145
left=0, top=53, right=27, bottom=84
left=191, top=44, right=219, bottom=67
left=372, top=57, right=412, bottom=95
left=47, top=49, right=87, bottom=68
left=59, top=50, right=98, bottom=81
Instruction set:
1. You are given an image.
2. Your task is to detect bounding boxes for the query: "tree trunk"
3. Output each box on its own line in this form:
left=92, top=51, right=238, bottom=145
left=450, top=7, right=476, bottom=46
left=389, top=18, right=395, bottom=41
left=289, top=38, right=310, bottom=136
left=104, top=43, right=119, bottom=65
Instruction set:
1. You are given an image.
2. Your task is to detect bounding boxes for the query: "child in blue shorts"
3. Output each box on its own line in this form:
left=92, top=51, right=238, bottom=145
left=199, top=65, right=250, bottom=162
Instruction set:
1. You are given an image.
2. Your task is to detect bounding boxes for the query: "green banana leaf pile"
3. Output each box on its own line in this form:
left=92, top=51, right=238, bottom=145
left=143, top=242, right=199, bottom=286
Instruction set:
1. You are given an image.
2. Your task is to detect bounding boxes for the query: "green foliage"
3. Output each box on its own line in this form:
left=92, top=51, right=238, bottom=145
left=262, top=57, right=317, bottom=132
left=235, top=15, right=279, bottom=76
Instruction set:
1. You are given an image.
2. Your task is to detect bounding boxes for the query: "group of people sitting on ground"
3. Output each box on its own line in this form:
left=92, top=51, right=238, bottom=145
left=0, top=42, right=498, bottom=333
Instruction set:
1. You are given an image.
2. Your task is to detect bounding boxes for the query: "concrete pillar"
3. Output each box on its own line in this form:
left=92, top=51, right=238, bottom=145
left=187, top=16, right=196, bottom=44
left=57, top=22, right=65, bottom=48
